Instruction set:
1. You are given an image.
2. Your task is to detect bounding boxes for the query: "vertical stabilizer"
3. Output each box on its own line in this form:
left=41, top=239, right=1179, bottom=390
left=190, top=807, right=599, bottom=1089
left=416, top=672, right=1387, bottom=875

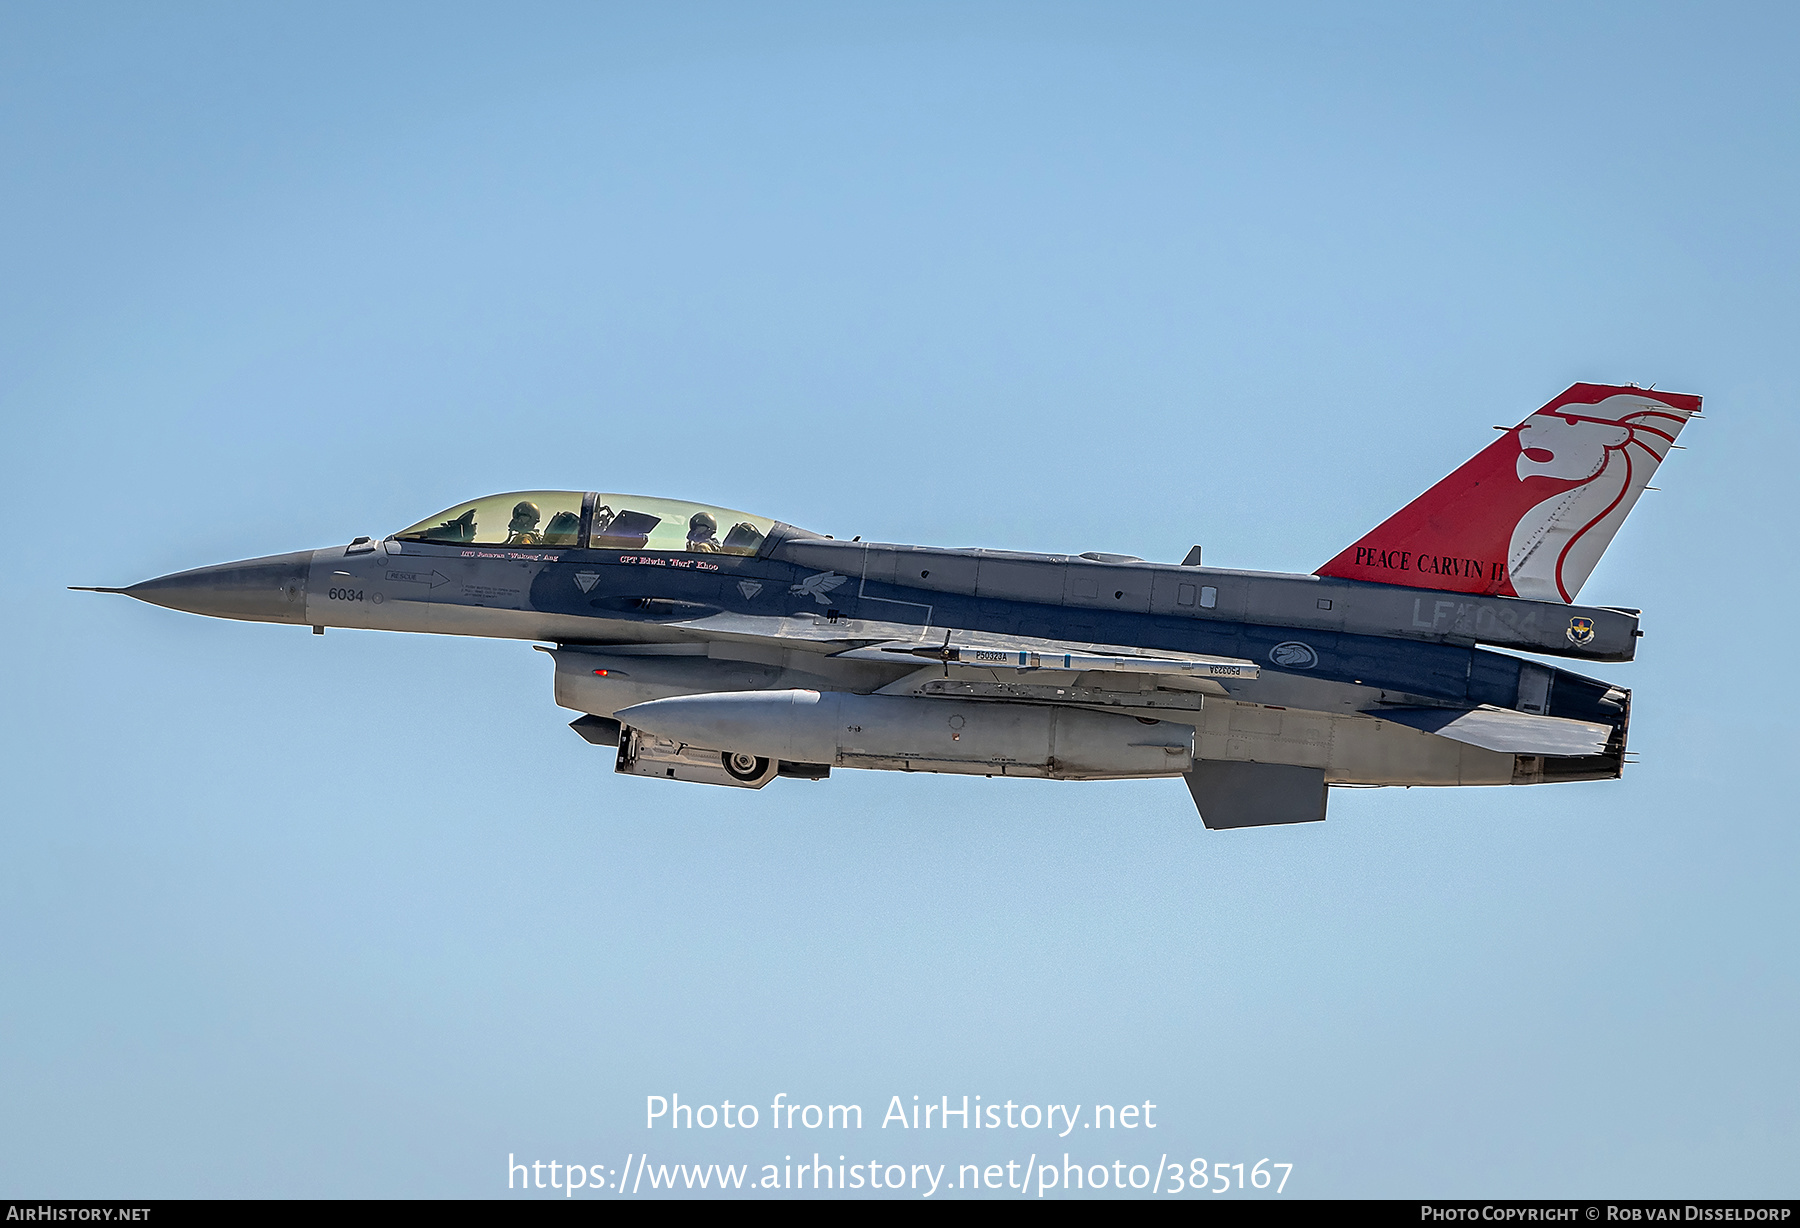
left=1316, top=383, right=1700, bottom=602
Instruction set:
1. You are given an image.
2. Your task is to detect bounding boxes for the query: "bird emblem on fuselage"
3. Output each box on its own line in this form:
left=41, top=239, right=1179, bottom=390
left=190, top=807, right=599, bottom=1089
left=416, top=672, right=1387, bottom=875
left=790, top=571, right=848, bottom=605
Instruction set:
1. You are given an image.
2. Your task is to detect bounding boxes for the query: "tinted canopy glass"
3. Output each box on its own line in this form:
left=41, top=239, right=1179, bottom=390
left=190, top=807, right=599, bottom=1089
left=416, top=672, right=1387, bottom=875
left=392, top=491, right=776, bottom=555
left=591, top=494, right=771, bottom=556
left=395, top=491, right=585, bottom=546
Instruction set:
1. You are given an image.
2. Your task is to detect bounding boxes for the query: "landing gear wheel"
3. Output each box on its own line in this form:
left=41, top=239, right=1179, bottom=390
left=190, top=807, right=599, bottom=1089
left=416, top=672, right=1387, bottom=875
left=722, top=751, right=770, bottom=782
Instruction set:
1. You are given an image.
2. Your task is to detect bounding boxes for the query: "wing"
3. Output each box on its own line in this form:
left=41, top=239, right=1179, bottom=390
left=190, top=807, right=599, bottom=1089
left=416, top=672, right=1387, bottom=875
left=831, top=634, right=1255, bottom=679
left=830, top=627, right=1259, bottom=699
left=613, top=610, right=1258, bottom=696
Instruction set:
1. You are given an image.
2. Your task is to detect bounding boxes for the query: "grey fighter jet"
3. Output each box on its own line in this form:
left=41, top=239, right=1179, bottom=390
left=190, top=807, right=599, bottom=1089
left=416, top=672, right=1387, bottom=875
left=77, top=383, right=1698, bottom=828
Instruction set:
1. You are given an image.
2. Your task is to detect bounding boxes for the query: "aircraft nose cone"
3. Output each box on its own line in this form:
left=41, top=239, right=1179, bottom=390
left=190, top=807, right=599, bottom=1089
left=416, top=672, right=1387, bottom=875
left=120, top=550, right=313, bottom=624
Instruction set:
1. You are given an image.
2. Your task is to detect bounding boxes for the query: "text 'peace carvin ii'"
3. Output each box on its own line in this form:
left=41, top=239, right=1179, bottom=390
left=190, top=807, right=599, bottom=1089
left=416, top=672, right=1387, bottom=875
left=79, top=382, right=1698, bottom=828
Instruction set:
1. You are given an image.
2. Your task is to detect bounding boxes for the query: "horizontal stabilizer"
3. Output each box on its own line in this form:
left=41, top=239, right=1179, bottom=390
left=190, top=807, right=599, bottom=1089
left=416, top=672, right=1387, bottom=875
left=1184, top=761, right=1328, bottom=829
left=1374, top=705, right=1612, bottom=756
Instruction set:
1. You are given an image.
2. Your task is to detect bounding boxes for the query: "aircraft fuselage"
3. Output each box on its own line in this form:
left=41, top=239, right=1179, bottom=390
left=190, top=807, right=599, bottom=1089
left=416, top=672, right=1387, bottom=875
left=115, top=525, right=1634, bottom=807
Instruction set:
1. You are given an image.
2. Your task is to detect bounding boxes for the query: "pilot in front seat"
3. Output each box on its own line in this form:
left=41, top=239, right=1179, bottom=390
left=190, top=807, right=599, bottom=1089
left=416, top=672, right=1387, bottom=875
left=505, top=500, right=542, bottom=546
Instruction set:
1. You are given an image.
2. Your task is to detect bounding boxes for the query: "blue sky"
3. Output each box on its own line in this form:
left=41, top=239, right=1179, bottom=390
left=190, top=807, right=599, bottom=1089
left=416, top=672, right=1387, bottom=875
left=2, top=2, right=1795, bottom=1198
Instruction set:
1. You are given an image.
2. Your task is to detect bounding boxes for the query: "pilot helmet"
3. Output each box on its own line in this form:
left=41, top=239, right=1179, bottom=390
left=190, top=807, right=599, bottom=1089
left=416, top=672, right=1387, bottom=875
left=688, top=511, right=717, bottom=538
left=510, top=500, right=541, bottom=529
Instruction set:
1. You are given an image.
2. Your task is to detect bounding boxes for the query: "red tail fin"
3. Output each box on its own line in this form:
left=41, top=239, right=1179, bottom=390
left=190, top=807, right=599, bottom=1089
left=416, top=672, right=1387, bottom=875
left=1316, top=383, right=1701, bottom=602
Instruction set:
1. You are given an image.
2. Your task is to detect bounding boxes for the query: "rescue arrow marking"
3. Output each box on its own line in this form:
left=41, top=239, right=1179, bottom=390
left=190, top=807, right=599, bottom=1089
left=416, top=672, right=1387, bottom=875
left=385, top=569, right=450, bottom=589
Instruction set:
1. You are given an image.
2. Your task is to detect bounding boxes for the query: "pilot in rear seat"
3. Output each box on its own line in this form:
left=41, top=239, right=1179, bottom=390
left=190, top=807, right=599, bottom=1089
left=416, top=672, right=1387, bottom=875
left=686, top=511, right=721, bottom=553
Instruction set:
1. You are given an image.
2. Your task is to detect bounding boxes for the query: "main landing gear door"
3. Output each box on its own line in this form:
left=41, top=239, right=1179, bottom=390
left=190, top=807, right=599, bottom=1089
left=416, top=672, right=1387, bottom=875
left=614, top=726, right=779, bottom=789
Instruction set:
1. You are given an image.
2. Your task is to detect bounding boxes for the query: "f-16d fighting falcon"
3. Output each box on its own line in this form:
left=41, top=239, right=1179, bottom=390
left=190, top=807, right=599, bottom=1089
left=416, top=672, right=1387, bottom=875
left=78, top=382, right=1698, bottom=828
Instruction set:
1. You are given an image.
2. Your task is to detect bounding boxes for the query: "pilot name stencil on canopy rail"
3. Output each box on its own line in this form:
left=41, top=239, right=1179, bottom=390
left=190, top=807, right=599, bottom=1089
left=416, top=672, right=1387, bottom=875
left=78, top=382, right=1699, bottom=828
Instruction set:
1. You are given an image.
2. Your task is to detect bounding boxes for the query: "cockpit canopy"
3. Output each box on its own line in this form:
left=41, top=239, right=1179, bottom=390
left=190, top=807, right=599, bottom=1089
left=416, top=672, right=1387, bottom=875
left=393, top=491, right=777, bottom=556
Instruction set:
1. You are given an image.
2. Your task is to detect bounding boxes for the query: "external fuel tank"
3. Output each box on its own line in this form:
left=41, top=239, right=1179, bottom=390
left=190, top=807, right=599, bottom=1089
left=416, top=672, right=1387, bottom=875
left=615, top=689, right=1195, bottom=780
